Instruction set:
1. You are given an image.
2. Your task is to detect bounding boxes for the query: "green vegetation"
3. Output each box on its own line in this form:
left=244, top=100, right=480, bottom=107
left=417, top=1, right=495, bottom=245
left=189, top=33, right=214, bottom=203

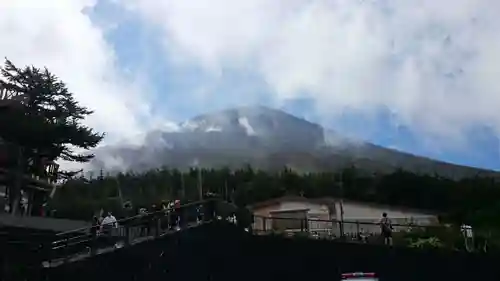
left=52, top=166, right=500, bottom=229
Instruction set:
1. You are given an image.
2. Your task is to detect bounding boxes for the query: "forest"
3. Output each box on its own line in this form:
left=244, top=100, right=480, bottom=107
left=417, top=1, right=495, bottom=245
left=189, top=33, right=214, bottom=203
left=51, top=166, right=500, bottom=231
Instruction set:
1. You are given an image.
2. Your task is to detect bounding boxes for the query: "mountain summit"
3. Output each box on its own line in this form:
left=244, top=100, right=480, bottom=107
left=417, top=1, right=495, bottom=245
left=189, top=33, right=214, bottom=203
left=177, top=106, right=327, bottom=148
left=91, top=106, right=497, bottom=178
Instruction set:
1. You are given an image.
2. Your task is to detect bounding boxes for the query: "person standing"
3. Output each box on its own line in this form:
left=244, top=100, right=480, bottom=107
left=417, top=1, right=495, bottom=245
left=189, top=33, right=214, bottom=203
left=236, top=206, right=253, bottom=233
left=101, top=211, right=118, bottom=246
left=461, top=224, right=474, bottom=252
left=380, top=212, right=393, bottom=246
left=196, top=204, right=204, bottom=224
left=90, top=215, right=100, bottom=256
left=138, top=208, right=149, bottom=236
left=203, top=192, right=217, bottom=222
left=173, top=199, right=182, bottom=230
left=101, top=211, right=117, bottom=228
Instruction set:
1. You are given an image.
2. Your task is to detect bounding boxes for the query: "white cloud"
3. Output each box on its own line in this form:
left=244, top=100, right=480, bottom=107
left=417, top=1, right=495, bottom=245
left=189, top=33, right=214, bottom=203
left=0, top=0, right=181, bottom=170
left=0, top=0, right=158, bottom=145
left=122, top=0, right=500, bottom=148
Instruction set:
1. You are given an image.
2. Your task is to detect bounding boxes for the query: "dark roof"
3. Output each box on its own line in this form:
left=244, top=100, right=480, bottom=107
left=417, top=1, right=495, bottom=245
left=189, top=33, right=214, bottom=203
left=0, top=214, right=90, bottom=232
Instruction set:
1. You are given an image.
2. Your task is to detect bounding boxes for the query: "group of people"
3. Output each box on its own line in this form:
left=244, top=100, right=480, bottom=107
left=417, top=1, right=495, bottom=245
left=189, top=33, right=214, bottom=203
left=91, top=197, right=213, bottom=238
left=132, top=199, right=187, bottom=237
left=86, top=195, right=254, bottom=254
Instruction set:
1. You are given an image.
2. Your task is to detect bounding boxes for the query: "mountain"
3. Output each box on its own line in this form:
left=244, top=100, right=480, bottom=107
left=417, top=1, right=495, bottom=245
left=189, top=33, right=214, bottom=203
left=90, top=106, right=498, bottom=178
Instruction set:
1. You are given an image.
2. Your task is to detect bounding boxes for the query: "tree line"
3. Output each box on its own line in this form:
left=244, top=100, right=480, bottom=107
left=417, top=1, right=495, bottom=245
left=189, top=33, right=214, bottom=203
left=50, top=166, right=500, bottom=231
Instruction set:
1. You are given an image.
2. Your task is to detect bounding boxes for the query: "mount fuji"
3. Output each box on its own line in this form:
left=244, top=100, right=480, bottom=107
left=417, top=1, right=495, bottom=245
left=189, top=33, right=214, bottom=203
left=90, top=106, right=498, bottom=178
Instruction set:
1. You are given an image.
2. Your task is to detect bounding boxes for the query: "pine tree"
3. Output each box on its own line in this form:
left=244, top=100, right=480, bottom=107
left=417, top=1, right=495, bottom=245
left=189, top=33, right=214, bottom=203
left=0, top=59, right=104, bottom=214
left=0, top=59, right=104, bottom=178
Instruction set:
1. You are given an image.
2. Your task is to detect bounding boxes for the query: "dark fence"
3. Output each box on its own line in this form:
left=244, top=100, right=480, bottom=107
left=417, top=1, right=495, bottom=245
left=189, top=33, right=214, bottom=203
left=252, top=215, right=466, bottom=247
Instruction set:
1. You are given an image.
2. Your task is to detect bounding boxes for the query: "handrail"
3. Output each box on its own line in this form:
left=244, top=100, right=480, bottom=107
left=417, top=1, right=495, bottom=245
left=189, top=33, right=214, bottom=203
left=43, top=198, right=232, bottom=265
left=54, top=199, right=212, bottom=238
left=253, top=215, right=439, bottom=227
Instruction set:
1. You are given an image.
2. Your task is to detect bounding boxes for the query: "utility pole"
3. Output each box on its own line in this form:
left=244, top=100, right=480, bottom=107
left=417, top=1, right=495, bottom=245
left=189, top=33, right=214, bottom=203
left=339, top=170, right=345, bottom=238
left=198, top=166, right=203, bottom=200
left=196, top=165, right=203, bottom=201
left=193, top=159, right=203, bottom=200
left=116, top=177, right=124, bottom=208
left=224, top=180, right=228, bottom=201
left=180, top=172, right=185, bottom=200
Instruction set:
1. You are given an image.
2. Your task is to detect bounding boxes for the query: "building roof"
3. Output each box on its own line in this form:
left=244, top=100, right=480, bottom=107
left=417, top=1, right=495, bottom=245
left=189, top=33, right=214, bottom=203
left=247, top=195, right=337, bottom=210
left=247, top=196, right=437, bottom=216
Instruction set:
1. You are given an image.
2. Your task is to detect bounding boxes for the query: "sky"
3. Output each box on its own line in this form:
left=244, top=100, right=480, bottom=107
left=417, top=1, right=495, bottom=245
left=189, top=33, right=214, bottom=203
left=1, top=0, right=500, bottom=170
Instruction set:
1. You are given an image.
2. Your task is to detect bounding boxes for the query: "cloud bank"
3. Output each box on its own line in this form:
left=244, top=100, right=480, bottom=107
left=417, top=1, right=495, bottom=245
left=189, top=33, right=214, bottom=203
left=122, top=0, right=500, bottom=146
left=0, top=0, right=154, bottom=144
left=0, top=0, right=168, bottom=170
left=2, top=0, right=500, bottom=170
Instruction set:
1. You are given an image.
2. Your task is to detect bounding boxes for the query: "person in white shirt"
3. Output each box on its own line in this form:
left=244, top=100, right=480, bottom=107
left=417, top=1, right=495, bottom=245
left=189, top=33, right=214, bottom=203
left=101, top=211, right=119, bottom=248
left=101, top=211, right=117, bottom=228
left=461, top=224, right=474, bottom=252
left=101, top=211, right=118, bottom=237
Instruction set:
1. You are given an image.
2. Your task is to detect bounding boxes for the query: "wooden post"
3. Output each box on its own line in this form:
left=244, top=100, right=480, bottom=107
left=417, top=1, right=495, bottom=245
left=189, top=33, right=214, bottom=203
left=340, top=186, right=346, bottom=237
left=156, top=217, right=161, bottom=237
left=124, top=224, right=130, bottom=247
left=198, top=167, right=203, bottom=201
left=10, top=146, right=23, bottom=216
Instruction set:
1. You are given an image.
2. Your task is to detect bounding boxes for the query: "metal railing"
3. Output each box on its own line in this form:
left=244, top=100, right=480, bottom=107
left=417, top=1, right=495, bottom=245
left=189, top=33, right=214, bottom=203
left=43, top=198, right=236, bottom=266
left=252, top=215, right=452, bottom=244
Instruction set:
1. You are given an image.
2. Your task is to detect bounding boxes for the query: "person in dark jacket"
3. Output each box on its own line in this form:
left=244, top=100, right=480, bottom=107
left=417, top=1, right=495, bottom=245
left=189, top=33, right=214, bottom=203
left=235, top=206, right=253, bottom=232
left=91, top=215, right=100, bottom=237
left=203, top=192, right=218, bottom=222
left=196, top=204, right=204, bottom=224
left=90, top=216, right=100, bottom=255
